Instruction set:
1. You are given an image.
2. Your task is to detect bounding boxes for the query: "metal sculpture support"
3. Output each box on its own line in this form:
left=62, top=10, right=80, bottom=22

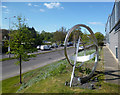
left=64, top=24, right=99, bottom=87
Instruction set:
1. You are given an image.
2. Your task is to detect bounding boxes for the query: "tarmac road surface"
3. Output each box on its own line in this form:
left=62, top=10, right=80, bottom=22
left=1, top=48, right=74, bottom=80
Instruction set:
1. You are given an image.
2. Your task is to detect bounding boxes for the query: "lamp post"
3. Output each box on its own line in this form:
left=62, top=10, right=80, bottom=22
left=5, top=16, right=16, bottom=58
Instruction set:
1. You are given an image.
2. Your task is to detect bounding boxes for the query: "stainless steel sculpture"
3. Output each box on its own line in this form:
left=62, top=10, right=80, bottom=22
left=64, top=24, right=99, bottom=87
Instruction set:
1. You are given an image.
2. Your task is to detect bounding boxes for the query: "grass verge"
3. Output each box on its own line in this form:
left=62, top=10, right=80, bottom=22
left=0, top=57, right=16, bottom=61
left=2, top=46, right=120, bottom=93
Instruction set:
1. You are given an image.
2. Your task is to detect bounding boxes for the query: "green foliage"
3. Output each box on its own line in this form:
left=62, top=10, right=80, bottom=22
left=2, top=29, right=9, bottom=40
left=40, top=30, right=54, bottom=42
left=53, top=27, right=66, bottom=43
left=2, top=41, right=9, bottom=53
left=85, top=68, right=91, bottom=74
left=81, top=33, right=89, bottom=43
left=95, top=32, right=104, bottom=46
left=9, top=16, right=36, bottom=64
left=2, top=29, right=9, bottom=53
left=69, top=29, right=83, bottom=42
left=27, top=27, right=42, bottom=47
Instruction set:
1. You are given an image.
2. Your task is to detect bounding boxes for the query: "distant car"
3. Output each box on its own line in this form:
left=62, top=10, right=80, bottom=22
left=40, top=45, right=50, bottom=50
left=37, top=45, right=41, bottom=50
left=68, top=42, right=73, bottom=46
left=48, top=45, right=52, bottom=49
left=51, top=43, right=58, bottom=48
left=59, top=44, right=64, bottom=47
left=79, top=46, right=83, bottom=50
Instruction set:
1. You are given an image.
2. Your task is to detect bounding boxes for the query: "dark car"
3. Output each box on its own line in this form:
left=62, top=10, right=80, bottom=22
left=51, top=43, right=58, bottom=48
left=59, top=43, right=64, bottom=47
left=67, top=42, right=73, bottom=46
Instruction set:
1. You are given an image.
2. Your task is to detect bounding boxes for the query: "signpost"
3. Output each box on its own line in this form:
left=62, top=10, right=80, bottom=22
left=64, top=24, right=99, bottom=87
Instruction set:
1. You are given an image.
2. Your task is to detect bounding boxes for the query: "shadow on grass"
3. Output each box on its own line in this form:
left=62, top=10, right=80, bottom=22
left=92, top=70, right=120, bottom=85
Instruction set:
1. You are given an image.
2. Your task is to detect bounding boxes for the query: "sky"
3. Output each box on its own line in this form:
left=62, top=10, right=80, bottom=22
left=1, top=2, right=114, bottom=35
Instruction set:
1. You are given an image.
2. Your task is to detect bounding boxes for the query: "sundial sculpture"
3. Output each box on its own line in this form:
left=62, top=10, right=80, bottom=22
left=64, top=24, right=99, bottom=87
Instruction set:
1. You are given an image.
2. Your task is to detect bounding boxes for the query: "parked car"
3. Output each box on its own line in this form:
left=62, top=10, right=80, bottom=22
left=64, top=42, right=73, bottom=47
left=51, top=43, right=58, bottom=48
left=40, top=45, right=50, bottom=50
left=68, top=42, right=73, bottom=46
left=37, top=45, right=41, bottom=50
left=79, top=46, right=83, bottom=50
left=48, top=45, right=52, bottom=49
left=59, top=43, right=64, bottom=47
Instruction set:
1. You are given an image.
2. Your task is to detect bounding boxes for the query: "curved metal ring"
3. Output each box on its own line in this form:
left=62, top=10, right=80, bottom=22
left=64, top=24, right=99, bottom=82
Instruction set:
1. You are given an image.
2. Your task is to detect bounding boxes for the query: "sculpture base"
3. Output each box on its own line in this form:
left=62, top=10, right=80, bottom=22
left=65, top=77, right=101, bottom=90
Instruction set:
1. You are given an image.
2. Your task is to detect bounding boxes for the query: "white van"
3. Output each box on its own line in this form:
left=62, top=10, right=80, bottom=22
left=40, top=45, right=50, bottom=50
left=37, top=45, right=41, bottom=50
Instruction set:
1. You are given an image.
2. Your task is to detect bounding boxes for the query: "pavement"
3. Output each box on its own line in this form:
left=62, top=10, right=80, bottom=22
left=104, top=46, right=120, bottom=85
left=1, top=48, right=74, bottom=80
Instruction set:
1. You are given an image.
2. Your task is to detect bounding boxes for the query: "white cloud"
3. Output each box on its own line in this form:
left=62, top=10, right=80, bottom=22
left=40, top=9, right=45, bottom=12
left=2, top=6, right=7, bottom=8
left=88, top=22, right=104, bottom=25
left=26, top=18, right=29, bottom=21
left=28, top=3, right=32, bottom=6
left=44, top=2, right=62, bottom=9
left=61, top=7, right=64, bottom=9
left=34, top=5, right=39, bottom=7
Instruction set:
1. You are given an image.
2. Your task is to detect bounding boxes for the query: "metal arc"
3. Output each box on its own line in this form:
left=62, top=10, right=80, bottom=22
left=64, top=24, right=99, bottom=82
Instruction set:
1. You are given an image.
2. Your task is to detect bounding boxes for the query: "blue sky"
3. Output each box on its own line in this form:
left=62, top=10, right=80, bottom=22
left=2, top=2, right=114, bottom=35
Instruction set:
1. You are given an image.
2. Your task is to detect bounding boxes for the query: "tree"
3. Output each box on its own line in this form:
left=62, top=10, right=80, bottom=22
left=40, top=30, right=54, bottom=42
left=2, top=29, right=9, bottom=53
left=35, top=32, right=43, bottom=46
left=9, top=16, right=36, bottom=84
left=95, top=32, right=104, bottom=46
left=27, top=27, right=42, bottom=47
left=53, top=27, right=66, bottom=43
left=68, top=27, right=83, bottom=42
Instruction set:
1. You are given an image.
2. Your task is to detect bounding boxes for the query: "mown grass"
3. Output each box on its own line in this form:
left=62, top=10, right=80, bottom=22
left=19, top=70, right=120, bottom=93
left=2, top=75, right=21, bottom=93
left=2, top=46, right=120, bottom=94
left=0, top=57, right=16, bottom=61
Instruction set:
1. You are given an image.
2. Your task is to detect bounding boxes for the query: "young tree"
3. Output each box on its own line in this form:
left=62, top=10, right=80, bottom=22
left=9, top=16, right=36, bottom=84
left=95, top=32, right=104, bottom=46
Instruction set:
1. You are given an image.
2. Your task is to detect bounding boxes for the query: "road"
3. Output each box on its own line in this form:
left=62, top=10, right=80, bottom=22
left=1, top=48, right=74, bottom=80
left=1, top=47, right=65, bottom=59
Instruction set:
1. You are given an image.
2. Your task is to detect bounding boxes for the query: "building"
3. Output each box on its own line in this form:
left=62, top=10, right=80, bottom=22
left=105, top=0, right=120, bottom=62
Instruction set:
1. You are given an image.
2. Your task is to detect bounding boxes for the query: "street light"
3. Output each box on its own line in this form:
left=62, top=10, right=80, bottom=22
left=4, top=16, right=16, bottom=58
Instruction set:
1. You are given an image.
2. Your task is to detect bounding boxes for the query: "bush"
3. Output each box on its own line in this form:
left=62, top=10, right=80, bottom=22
left=2, top=46, right=8, bottom=53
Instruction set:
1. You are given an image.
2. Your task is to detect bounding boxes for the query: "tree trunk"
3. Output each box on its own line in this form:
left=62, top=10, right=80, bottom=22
left=20, top=54, right=22, bottom=84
